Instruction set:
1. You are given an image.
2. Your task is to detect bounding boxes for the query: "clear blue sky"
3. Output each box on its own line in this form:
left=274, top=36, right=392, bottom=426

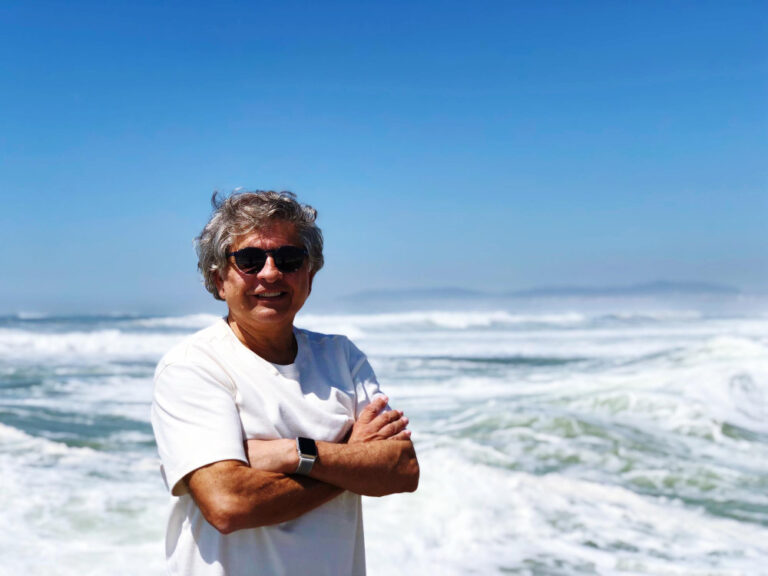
left=1, top=1, right=766, bottom=314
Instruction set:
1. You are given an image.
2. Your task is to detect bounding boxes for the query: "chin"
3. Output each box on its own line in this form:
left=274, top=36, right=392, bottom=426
left=252, top=307, right=297, bottom=323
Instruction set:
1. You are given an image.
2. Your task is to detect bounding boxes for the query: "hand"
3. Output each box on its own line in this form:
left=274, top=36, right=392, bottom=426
left=348, top=395, right=412, bottom=444
left=245, top=438, right=298, bottom=474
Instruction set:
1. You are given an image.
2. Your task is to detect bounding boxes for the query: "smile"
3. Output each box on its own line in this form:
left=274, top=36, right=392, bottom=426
left=255, top=292, right=286, bottom=299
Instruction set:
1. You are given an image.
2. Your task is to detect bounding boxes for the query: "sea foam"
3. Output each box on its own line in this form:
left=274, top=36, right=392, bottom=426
left=2, top=303, right=767, bottom=575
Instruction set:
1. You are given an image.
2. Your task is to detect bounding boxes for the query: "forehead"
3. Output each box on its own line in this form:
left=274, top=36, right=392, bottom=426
left=231, top=220, right=301, bottom=251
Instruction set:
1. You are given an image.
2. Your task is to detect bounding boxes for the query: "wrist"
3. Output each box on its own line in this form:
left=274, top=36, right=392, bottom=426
left=285, top=438, right=300, bottom=474
left=295, top=437, right=318, bottom=475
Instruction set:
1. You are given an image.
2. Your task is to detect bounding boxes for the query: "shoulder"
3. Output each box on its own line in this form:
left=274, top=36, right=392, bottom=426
left=294, top=326, right=366, bottom=356
left=294, top=327, right=369, bottom=372
left=294, top=326, right=351, bottom=348
left=155, top=318, right=234, bottom=380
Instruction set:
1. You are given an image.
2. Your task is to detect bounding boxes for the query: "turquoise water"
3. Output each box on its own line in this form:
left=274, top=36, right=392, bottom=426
left=1, top=299, right=767, bottom=575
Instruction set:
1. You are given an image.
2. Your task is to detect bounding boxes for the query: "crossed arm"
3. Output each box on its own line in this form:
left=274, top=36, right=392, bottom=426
left=185, top=396, right=419, bottom=534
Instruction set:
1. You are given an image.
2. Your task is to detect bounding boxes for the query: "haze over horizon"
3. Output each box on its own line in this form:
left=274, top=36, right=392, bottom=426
left=5, top=279, right=767, bottom=318
left=1, top=1, right=766, bottom=315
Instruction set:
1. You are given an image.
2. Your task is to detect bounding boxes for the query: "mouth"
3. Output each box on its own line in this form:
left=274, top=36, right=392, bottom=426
left=254, top=291, right=287, bottom=300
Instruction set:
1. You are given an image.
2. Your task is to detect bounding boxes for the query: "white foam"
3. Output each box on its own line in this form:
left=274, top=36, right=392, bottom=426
left=3, top=312, right=767, bottom=369
left=605, top=309, right=703, bottom=321
left=12, top=374, right=156, bottom=423
left=297, top=309, right=587, bottom=334
left=130, top=313, right=221, bottom=329
left=3, top=307, right=768, bottom=574
left=0, top=423, right=166, bottom=575
left=14, top=311, right=48, bottom=320
left=364, top=447, right=768, bottom=575
left=0, top=327, right=186, bottom=363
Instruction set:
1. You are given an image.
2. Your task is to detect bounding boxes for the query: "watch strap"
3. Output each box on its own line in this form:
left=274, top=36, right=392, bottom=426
left=295, top=437, right=317, bottom=475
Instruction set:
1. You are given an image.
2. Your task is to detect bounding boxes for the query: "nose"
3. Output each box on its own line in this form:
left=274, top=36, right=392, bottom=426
left=256, top=255, right=282, bottom=282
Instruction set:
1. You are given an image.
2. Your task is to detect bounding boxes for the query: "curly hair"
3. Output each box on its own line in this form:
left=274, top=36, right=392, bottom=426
left=195, top=190, right=324, bottom=300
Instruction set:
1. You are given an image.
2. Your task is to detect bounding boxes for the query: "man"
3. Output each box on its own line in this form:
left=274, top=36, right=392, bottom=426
left=151, top=190, right=419, bottom=575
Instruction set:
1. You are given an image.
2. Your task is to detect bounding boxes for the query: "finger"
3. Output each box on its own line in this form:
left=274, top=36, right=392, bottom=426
left=367, top=413, right=407, bottom=440
left=369, top=408, right=403, bottom=430
left=378, top=414, right=409, bottom=439
left=388, top=429, right=412, bottom=441
left=358, top=395, right=388, bottom=424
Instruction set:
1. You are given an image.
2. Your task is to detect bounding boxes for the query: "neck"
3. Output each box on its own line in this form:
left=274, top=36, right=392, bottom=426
left=227, top=316, right=297, bottom=365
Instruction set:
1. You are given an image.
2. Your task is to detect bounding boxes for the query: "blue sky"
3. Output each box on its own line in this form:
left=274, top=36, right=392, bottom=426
left=1, top=1, right=766, bottom=314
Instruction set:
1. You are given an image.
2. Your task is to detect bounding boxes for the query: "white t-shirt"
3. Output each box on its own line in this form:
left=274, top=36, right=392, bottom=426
left=151, top=318, right=383, bottom=576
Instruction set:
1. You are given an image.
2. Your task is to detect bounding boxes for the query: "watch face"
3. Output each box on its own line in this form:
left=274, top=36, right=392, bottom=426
left=298, top=437, right=318, bottom=457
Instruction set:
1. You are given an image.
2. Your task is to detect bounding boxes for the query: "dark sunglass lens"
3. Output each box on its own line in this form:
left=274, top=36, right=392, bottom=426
left=234, top=248, right=267, bottom=272
left=274, top=247, right=307, bottom=272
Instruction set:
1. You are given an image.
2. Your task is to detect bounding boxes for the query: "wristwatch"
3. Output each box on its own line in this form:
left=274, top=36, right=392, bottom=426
left=295, top=437, right=318, bottom=475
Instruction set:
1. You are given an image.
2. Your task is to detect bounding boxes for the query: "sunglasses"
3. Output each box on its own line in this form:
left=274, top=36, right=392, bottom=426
left=226, top=246, right=309, bottom=274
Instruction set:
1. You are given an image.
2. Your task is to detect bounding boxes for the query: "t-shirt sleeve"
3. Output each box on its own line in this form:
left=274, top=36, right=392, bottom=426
left=151, top=360, right=247, bottom=496
left=347, top=340, right=388, bottom=419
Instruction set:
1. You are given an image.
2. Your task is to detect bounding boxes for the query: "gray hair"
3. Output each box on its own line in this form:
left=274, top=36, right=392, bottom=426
left=196, top=190, right=324, bottom=300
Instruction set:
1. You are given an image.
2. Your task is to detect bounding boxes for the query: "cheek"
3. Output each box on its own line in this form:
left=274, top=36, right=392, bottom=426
left=215, top=269, right=241, bottom=300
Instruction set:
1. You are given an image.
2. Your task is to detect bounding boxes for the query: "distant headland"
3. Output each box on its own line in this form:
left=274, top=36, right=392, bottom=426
left=345, top=281, right=741, bottom=302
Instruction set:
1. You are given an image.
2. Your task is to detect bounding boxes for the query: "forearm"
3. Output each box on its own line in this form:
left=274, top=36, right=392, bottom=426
left=187, top=460, right=343, bottom=534
left=311, top=439, right=419, bottom=497
left=247, top=397, right=420, bottom=497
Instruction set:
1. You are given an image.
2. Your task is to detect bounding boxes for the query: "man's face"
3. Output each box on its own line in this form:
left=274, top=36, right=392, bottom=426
left=215, top=220, right=314, bottom=332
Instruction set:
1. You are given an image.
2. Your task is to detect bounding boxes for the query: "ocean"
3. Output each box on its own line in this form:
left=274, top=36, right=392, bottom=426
left=1, top=295, right=767, bottom=575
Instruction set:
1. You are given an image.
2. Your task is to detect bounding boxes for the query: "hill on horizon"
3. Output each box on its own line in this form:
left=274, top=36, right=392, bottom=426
left=345, top=281, right=741, bottom=301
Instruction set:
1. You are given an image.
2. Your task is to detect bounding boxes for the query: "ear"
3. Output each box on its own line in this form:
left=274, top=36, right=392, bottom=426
left=214, top=270, right=227, bottom=300
left=308, top=270, right=316, bottom=295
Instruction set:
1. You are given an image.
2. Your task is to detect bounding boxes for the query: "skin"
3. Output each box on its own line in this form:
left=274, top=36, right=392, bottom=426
left=246, top=395, right=417, bottom=496
left=213, top=220, right=315, bottom=364
left=187, top=220, right=419, bottom=534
